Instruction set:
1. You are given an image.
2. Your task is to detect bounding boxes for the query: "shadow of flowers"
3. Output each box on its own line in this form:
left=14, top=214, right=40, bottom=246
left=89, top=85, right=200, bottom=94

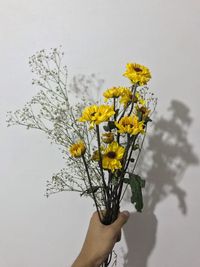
left=122, top=100, right=199, bottom=267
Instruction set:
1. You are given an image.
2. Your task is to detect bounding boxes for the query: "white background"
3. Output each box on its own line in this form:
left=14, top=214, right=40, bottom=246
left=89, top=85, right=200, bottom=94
left=0, top=0, right=200, bottom=266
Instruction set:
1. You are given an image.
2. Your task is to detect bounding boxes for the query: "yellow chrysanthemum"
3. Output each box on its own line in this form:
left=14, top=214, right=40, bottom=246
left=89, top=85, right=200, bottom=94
left=69, top=140, right=86, bottom=158
left=78, top=104, right=115, bottom=129
left=103, top=87, right=127, bottom=102
left=119, top=88, right=137, bottom=107
left=115, top=115, right=145, bottom=135
left=102, top=141, right=125, bottom=172
left=120, top=90, right=146, bottom=107
left=123, top=63, right=151, bottom=86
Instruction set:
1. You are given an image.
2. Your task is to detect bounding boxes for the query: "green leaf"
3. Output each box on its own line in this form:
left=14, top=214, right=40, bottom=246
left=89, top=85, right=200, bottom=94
left=81, top=186, right=100, bottom=196
left=103, top=121, right=116, bottom=132
left=108, top=121, right=116, bottom=130
left=137, top=111, right=143, bottom=121
left=128, top=173, right=145, bottom=212
left=103, top=125, right=110, bottom=132
left=145, top=117, right=152, bottom=123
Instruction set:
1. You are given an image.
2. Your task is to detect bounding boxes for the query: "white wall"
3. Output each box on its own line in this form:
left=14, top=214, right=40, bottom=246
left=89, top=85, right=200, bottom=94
left=0, top=0, right=200, bottom=266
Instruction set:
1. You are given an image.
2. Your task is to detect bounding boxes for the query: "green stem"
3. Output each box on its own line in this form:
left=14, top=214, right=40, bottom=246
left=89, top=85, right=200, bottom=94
left=113, top=135, right=133, bottom=211
left=124, top=135, right=137, bottom=172
left=127, top=84, right=137, bottom=116
left=96, top=125, right=109, bottom=206
left=113, top=98, right=117, bottom=121
left=81, top=155, right=102, bottom=223
left=120, top=128, right=147, bottom=202
left=118, top=104, right=129, bottom=122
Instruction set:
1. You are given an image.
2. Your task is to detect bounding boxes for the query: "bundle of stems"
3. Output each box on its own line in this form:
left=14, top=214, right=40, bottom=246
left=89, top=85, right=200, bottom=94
left=83, top=87, right=141, bottom=226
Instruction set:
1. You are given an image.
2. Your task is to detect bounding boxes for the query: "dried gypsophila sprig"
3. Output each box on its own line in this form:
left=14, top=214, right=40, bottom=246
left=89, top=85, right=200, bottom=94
left=6, top=47, right=105, bottom=206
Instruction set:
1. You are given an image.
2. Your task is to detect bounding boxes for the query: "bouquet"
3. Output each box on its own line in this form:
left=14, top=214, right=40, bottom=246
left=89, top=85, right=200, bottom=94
left=7, top=47, right=157, bottom=267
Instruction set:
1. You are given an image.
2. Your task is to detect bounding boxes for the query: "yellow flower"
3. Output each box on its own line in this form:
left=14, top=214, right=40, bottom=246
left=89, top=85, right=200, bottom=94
left=103, top=87, right=126, bottom=102
left=102, top=141, right=125, bottom=172
left=120, top=90, right=146, bottom=107
left=69, top=140, right=86, bottom=158
left=79, top=105, right=115, bottom=129
left=101, top=132, right=114, bottom=144
left=120, top=88, right=137, bottom=107
left=123, top=63, right=151, bottom=85
left=115, top=115, right=145, bottom=135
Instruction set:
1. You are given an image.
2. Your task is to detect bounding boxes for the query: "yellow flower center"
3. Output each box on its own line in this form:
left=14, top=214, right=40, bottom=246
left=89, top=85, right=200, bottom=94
left=91, top=112, right=96, bottom=117
left=134, top=67, right=142, bottom=72
left=122, top=120, right=133, bottom=127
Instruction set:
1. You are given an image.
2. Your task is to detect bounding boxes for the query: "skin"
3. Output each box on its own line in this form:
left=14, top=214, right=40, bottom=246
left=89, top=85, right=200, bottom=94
left=72, top=210, right=130, bottom=267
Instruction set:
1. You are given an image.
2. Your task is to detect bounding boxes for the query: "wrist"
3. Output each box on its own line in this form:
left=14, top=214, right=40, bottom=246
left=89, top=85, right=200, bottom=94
left=72, top=252, right=99, bottom=267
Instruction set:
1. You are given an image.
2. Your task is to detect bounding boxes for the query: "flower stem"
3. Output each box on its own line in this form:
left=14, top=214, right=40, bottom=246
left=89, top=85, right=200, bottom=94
left=127, top=84, right=137, bottom=116
left=81, top=155, right=103, bottom=223
left=120, top=128, right=147, bottom=202
left=96, top=125, right=109, bottom=206
left=124, top=135, right=137, bottom=171
left=113, top=98, right=117, bottom=121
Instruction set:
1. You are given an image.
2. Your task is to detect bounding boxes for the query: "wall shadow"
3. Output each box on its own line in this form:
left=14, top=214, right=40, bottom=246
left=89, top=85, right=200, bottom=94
left=69, top=73, right=104, bottom=103
left=122, top=100, right=199, bottom=267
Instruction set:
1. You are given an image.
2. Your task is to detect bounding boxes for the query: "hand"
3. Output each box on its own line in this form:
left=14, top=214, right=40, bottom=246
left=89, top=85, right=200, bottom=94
left=72, top=210, right=130, bottom=267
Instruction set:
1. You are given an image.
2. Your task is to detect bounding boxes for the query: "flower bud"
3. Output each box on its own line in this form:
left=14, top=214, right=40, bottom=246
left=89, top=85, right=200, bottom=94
left=91, top=150, right=100, bottom=161
left=69, top=141, right=86, bottom=158
left=101, top=132, right=114, bottom=144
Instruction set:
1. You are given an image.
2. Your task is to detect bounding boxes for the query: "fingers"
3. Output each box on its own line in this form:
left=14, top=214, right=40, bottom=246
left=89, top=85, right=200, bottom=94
left=112, top=210, right=130, bottom=231
left=91, top=210, right=130, bottom=230
left=91, top=210, right=106, bottom=221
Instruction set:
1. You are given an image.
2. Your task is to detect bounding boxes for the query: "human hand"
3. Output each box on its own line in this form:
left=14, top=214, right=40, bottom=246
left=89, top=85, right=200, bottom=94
left=72, top=210, right=130, bottom=267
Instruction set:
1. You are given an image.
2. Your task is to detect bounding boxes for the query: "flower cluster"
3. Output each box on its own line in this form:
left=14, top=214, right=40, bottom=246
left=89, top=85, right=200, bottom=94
left=70, top=63, right=156, bottom=228
left=68, top=61, right=157, bottom=231
left=70, top=62, right=154, bottom=177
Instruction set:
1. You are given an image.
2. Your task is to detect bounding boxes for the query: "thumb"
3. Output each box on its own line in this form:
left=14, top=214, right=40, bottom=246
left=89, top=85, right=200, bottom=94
left=112, top=211, right=130, bottom=230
